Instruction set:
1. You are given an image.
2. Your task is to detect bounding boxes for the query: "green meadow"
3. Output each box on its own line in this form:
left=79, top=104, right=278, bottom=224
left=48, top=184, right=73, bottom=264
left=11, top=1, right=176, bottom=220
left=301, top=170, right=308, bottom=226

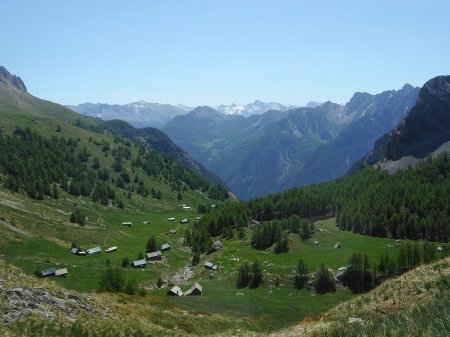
left=1, top=188, right=410, bottom=331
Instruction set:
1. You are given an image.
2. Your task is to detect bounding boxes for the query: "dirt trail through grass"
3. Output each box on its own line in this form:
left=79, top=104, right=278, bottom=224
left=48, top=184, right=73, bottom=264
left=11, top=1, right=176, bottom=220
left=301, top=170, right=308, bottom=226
left=0, top=219, right=31, bottom=237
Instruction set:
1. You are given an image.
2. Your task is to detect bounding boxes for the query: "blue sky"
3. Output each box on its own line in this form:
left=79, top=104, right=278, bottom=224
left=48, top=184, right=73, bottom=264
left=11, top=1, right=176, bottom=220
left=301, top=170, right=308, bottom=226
left=1, top=0, right=449, bottom=106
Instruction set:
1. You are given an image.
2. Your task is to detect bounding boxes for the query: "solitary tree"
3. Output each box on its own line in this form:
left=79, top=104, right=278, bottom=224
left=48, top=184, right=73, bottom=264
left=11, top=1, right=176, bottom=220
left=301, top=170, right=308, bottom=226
left=146, top=236, right=158, bottom=252
left=236, top=262, right=251, bottom=288
left=249, top=260, right=263, bottom=289
left=294, top=259, right=309, bottom=289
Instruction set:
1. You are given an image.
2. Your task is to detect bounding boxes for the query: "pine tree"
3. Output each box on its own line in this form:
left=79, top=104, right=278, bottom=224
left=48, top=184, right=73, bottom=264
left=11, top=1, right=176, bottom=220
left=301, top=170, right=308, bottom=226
left=249, top=260, right=263, bottom=289
left=314, top=264, right=336, bottom=294
left=236, top=262, right=251, bottom=288
left=146, top=236, right=158, bottom=252
left=294, top=259, right=308, bottom=289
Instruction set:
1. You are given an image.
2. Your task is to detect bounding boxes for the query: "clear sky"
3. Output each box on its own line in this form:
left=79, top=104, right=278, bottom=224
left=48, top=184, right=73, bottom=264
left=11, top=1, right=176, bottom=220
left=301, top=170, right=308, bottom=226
left=1, top=0, right=449, bottom=106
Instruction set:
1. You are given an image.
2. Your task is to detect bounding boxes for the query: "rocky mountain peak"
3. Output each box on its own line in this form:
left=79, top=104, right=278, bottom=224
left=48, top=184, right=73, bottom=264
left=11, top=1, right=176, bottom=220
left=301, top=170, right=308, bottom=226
left=418, top=75, right=450, bottom=106
left=0, top=66, right=27, bottom=92
left=401, top=83, right=414, bottom=91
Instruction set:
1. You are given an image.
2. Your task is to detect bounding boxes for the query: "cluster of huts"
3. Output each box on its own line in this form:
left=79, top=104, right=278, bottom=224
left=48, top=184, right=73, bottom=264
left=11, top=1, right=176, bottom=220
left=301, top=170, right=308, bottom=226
left=167, top=216, right=202, bottom=224
left=131, top=243, right=172, bottom=268
left=70, top=245, right=118, bottom=256
left=167, top=283, right=202, bottom=296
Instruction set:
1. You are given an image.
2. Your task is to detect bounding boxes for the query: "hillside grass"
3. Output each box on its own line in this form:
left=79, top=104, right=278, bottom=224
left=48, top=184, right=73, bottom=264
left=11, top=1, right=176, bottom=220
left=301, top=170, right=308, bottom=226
left=1, top=211, right=417, bottom=331
left=275, top=257, right=450, bottom=337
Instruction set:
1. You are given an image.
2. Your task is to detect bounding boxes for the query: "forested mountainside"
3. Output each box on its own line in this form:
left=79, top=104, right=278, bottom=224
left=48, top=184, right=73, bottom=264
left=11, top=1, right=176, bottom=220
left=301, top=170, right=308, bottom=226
left=351, top=76, right=450, bottom=173
left=77, top=118, right=225, bottom=186
left=0, top=66, right=228, bottom=206
left=189, top=153, right=450, bottom=260
left=163, top=85, right=419, bottom=199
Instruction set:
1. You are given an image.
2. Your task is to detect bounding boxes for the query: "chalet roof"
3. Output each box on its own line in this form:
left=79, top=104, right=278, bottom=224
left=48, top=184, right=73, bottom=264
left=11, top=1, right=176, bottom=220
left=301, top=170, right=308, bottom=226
left=87, top=247, right=101, bottom=254
left=146, top=250, right=162, bottom=259
left=180, top=218, right=189, bottom=223
left=70, top=247, right=79, bottom=254
left=55, top=268, right=68, bottom=276
left=105, top=246, right=118, bottom=252
left=184, top=282, right=202, bottom=296
left=204, top=262, right=214, bottom=268
left=41, top=268, right=56, bottom=277
left=334, top=242, right=342, bottom=249
left=167, top=217, right=176, bottom=221
left=204, top=261, right=218, bottom=270
left=122, top=222, right=133, bottom=226
left=160, top=243, right=171, bottom=251
left=132, top=259, right=147, bottom=267
left=167, top=286, right=183, bottom=296
left=168, top=230, right=177, bottom=234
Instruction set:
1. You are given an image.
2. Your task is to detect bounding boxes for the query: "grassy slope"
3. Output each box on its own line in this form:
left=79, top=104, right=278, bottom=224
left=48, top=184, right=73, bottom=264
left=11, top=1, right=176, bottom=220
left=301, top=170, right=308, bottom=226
left=0, top=260, right=250, bottom=337
left=274, top=257, right=450, bottom=337
left=0, top=81, right=221, bottom=291
left=0, top=256, right=448, bottom=337
left=1, top=213, right=413, bottom=331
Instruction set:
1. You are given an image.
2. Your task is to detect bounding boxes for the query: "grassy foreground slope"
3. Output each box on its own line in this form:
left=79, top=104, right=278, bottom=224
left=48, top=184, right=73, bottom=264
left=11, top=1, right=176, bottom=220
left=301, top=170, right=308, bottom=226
left=0, top=257, right=448, bottom=337
left=271, top=256, right=450, bottom=337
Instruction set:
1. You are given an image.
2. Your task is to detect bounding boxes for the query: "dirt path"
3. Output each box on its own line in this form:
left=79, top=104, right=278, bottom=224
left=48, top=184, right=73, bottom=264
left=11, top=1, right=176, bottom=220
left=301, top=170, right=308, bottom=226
left=0, top=220, right=32, bottom=237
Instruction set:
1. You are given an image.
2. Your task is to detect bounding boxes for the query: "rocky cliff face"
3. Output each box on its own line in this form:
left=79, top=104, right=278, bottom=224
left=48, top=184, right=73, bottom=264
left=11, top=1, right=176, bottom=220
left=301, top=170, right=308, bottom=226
left=0, top=66, right=27, bottom=92
left=350, top=75, right=450, bottom=172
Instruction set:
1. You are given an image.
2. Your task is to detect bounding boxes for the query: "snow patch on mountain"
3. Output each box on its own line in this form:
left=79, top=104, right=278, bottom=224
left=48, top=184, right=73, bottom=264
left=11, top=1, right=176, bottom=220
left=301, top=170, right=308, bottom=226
left=216, top=100, right=297, bottom=117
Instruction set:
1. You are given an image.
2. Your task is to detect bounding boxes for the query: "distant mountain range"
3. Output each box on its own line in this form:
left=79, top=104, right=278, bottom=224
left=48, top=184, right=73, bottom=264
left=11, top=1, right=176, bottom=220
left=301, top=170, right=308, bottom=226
left=162, top=85, right=420, bottom=199
left=67, top=101, right=192, bottom=128
left=67, top=100, right=304, bottom=128
left=62, top=74, right=450, bottom=201
left=216, top=100, right=298, bottom=117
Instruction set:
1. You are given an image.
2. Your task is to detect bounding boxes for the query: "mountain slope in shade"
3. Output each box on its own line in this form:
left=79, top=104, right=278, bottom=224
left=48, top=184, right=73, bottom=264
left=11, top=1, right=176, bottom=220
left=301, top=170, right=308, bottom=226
left=350, top=75, right=450, bottom=173
left=163, top=104, right=343, bottom=199
left=292, top=84, right=419, bottom=187
left=163, top=85, right=419, bottom=199
left=67, top=101, right=191, bottom=128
